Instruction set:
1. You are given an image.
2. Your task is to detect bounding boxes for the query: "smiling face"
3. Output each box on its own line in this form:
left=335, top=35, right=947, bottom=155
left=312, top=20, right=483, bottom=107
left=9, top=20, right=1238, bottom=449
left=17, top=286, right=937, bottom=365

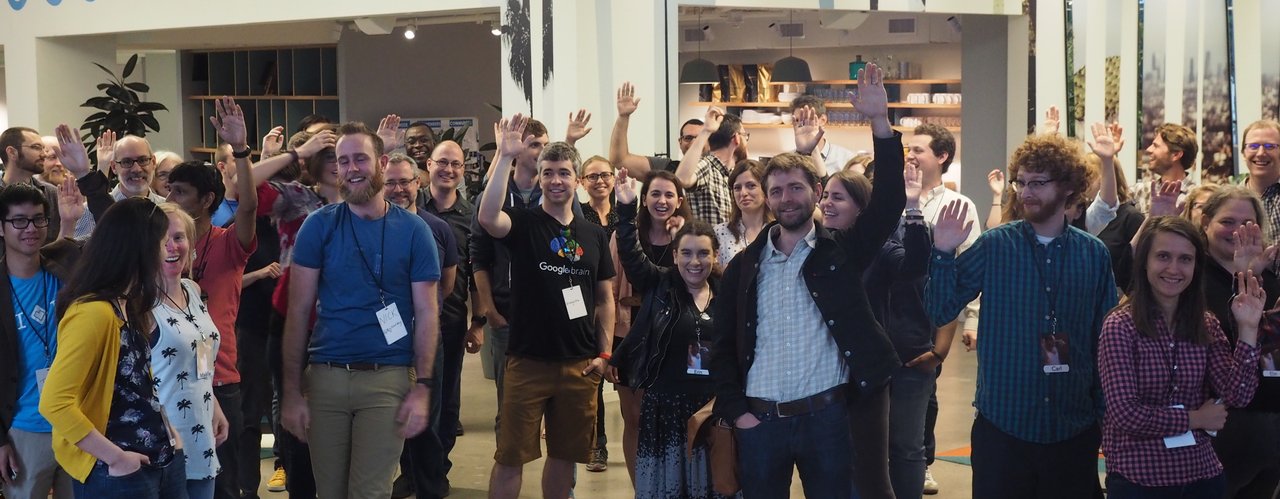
left=428, top=142, right=465, bottom=192
left=766, top=169, right=820, bottom=231
left=644, top=177, right=681, bottom=223
left=1146, top=230, right=1196, bottom=306
left=405, top=125, right=436, bottom=166
left=1146, top=134, right=1179, bottom=176
left=336, top=133, right=386, bottom=205
left=538, top=159, right=578, bottom=206
left=1016, top=170, right=1070, bottom=224
left=819, top=177, right=862, bottom=231
left=1245, top=126, right=1280, bottom=181
left=906, top=134, right=946, bottom=181
left=383, top=160, right=420, bottom=210
left=153, top=156, right=180, bottom=198
left=1, top=202, right=47, bottom=258
left=675, top=234, right=716, bottom=288
left=732, top=170, right=764, bottom=214
left=112, top=137, right=156, bottom=197
left=40, top=137, right=67, bottom=186
left=1205, top=198, right=1258, bottom=263
left=162, top=211, right=191, bottom=279
left=580, top=159, right=615, bottom=202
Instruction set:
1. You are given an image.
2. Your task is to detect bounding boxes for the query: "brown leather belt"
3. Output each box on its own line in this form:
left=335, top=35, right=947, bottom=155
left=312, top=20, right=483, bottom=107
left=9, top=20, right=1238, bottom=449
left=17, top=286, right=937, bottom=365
left=747, top=385, right=846, bottom=418
left=313, top=362, right=383, bottom=371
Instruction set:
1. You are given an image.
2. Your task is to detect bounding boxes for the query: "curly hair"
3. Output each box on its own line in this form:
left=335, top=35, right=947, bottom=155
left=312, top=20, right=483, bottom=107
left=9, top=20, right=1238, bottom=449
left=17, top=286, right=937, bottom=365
left=1008, top=133, right=1090, bottom=210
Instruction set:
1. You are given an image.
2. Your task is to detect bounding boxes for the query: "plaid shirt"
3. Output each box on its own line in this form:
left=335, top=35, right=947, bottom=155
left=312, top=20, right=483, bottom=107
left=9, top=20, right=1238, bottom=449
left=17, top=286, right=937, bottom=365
left=687, top=154, right=733, bottom=226
left=927, top=220, right=1118, bottom=443
left=1236, top=175, right=1280, bottom=242
left=1099, top=306, right=1259, bottom=487
left=745, top=225, right=848, bottom=401
left=1130, top=176, right=1198, bottom=215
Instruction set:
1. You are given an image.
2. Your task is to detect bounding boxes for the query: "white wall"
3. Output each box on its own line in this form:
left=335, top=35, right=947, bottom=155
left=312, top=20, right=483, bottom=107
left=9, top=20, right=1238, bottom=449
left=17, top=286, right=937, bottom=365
left=141, top=52, right=185, bottom=154
left=33, top=35, right=118, bottom=132
left=0, top=63, right=7, bottom=131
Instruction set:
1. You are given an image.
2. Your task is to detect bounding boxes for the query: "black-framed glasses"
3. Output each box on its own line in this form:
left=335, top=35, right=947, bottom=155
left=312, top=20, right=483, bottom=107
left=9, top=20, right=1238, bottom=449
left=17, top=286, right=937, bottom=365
left=678, top=134, right=697, bottom=142
left=431, top=159, right=464, bottom=169
left=3, top=216, right=51, bottom=229
left=1246, top=143, right=1279, bottom=152
left=115, top=155, right=154, bottom=169
left=1009, top=178, right=1058, bottom=191
left=582, top=172, right=614, bottom=183
left=385, top=178, right=417, bottom=189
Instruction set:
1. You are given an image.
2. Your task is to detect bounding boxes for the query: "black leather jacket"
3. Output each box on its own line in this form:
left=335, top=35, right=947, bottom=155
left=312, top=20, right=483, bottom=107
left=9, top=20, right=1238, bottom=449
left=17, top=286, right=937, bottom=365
left=710, top=133, right=906, bottom=422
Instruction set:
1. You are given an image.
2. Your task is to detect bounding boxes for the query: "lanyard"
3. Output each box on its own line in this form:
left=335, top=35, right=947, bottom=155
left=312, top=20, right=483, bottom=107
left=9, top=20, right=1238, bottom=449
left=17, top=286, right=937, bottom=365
left=1025, top=230, right=1060, bottom=334
left=346, top=203, right=389, bottom=305
left=9, top=270, right=52, bottom=364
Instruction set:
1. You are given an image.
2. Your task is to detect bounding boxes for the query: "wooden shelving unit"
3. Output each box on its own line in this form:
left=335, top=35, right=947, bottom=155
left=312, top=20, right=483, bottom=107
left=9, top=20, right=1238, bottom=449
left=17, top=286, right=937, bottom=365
left=740, top=123, right=962, bottom=132
left=187, top=45, right=340, bottom=161
left=688, top=102, right=960, bottom=110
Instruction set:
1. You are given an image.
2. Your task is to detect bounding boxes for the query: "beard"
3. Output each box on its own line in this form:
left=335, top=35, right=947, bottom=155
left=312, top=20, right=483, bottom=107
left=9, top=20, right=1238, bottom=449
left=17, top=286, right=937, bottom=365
left=775, top=203, right=814, bottom=230
left=1022, top=189, right=1068, bottom=224
left=341, top=170, right=385, bottom=205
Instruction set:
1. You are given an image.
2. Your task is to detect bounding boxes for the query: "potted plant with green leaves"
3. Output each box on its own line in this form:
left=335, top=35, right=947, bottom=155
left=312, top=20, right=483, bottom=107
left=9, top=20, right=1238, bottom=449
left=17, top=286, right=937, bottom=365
left=79, top=53, right=168, bottom=165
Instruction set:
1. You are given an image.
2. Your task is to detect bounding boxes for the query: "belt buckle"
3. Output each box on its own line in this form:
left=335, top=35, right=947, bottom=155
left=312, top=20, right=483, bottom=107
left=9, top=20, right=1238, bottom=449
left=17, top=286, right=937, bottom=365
left=775, top=400, right=798, bottom=418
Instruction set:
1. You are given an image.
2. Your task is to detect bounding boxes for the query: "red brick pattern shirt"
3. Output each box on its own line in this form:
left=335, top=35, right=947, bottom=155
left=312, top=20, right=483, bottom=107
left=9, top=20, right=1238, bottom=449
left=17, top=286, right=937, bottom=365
left=1099, top=305, right=1260, bottom=487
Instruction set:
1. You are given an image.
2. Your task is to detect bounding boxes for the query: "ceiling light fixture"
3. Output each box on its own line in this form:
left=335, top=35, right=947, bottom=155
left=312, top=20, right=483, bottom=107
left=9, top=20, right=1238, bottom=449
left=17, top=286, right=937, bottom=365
left=772, top=10, right=812, bottom=83
left=404, top=24, right=417, bottom=40
left=679, top=10, right=719, bottom=85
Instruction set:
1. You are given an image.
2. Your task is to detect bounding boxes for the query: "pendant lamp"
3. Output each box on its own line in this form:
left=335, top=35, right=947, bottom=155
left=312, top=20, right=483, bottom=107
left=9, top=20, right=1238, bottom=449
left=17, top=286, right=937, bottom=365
left=680, top=11, right=719, bottom=84
left=772, top=11, right=812, bottom=83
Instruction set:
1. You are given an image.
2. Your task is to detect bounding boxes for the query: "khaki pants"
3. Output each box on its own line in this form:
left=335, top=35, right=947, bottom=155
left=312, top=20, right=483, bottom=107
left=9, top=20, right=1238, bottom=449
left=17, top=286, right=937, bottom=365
left=305, top=364, right=411, bottom=499
left=2, top=428, right=73, bottom=499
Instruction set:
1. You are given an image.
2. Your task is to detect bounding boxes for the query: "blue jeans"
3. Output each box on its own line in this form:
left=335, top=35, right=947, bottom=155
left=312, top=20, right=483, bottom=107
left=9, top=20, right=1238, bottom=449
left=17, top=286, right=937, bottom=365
left=887, top=365, right=936, bottom=499
left=74, top=450, right=187, bottom=499
left=1105, top=472, right=1225, bottom=499
left=186, top=477, right=214, bottom=499
left=735, top=398, right=853, bottom=499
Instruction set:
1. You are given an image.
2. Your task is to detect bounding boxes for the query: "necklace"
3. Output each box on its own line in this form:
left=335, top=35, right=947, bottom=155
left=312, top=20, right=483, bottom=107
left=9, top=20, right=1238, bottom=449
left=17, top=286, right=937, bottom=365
left=160, top=282, right=197, bottom=324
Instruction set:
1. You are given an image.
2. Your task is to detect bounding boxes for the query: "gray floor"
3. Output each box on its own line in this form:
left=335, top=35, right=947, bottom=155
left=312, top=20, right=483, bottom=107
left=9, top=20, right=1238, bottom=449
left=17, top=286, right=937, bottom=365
left=256, top=340, right=982, bottom=498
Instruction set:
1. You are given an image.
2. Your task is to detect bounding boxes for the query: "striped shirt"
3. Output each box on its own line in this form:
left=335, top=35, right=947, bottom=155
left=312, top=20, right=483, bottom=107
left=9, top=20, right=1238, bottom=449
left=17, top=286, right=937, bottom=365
left=745, top=225, right=848, bottom=401
left=687, top=154, right=733, bottom=226
left=926, top=220, right=1117, bottom=443
left=1099, top=306, right=1259, bottom=487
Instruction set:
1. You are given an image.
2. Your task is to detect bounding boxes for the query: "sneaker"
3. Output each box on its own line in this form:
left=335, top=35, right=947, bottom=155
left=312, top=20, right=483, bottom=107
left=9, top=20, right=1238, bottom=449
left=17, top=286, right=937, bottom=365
left=390, top=474, right=414, bottom=499
left=456, top=422, right=465, bottom=436
left=923, top=466, right=939, bottom=495
left=585, top=447, right=608, bottom=472
left=267, top=467, right=287, bottom=492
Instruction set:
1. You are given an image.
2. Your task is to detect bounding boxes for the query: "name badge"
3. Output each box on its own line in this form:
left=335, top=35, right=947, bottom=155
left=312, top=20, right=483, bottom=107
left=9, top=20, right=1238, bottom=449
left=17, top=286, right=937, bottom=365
left=686, top=341, right=710, bottom=376
left=35, top=368, right=50, bottom=395
left=563, top=286, right=588, bottom=320
left=196, top=340, right=214, bottom=380
left=377, top=302, right=409, bottom=345
left=1041, top=332, right=1070, bottom=374
left=1163, top=404, right=1197, bottom=448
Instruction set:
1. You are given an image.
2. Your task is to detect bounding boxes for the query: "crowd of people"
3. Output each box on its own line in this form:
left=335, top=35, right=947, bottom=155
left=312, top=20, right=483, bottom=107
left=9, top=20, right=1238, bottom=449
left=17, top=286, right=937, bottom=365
left=0, top=60, right=1279, bottom=499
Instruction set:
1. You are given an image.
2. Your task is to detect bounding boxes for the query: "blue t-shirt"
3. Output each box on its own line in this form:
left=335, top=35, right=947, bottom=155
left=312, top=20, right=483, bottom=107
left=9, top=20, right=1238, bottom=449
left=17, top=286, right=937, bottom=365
left=212, top=199, right=238, bottom=228
left=293, top=203, right=440, bottom=365
left=11, top=269, right=61, bottom=432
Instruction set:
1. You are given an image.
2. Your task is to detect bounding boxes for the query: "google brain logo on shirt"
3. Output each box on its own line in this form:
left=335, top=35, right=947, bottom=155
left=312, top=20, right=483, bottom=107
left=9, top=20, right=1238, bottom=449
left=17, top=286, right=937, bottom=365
left=550, top=231, right=584, bottom=263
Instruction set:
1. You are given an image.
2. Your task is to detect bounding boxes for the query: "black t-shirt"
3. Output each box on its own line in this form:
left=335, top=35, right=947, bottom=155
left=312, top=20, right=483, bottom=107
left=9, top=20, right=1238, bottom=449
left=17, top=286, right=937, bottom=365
left=499, top=207, right=616, bottom=360
left=652, top=295, right=717, bottom=394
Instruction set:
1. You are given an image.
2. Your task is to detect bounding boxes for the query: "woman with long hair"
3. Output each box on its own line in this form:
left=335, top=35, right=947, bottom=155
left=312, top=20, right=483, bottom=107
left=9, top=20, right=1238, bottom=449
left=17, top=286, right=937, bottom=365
left=821, top=166, right=934, bottom=498
left=612, top=169, right=695, bottom=484
left=1194, top=186, right=1280, bottom=497
left=151, top=204, right=227, bottom=499
left=608, top=169, right=731, bottom=498
left=1099, top=216, right=1263, bottom=496
left=713, top=160, right=772, bottom=264
left=40, top=198, right=186, bottom=499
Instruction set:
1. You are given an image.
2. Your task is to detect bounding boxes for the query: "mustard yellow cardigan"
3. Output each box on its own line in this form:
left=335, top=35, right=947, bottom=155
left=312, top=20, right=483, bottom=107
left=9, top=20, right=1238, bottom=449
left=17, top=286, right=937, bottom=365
left=38, top=300, right=125, bottom=482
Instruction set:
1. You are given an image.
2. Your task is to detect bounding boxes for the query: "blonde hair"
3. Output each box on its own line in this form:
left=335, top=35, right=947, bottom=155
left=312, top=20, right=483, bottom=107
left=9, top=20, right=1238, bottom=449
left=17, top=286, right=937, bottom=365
left=158, top=202, right=197, bottom=272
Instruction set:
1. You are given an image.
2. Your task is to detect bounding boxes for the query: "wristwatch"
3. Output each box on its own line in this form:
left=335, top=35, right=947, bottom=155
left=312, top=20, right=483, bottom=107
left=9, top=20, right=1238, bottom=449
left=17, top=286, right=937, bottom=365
left=415, top=377, right=437, bottom=388
left=232, top=147, right=252, bottom=159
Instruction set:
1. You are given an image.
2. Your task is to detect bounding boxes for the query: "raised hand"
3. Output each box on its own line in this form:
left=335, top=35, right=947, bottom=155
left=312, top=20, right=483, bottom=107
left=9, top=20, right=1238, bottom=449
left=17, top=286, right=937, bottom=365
left=1232, top=222, right=1279, bottom=274
left=260, top=126, right=285, bottom=158
left=1149, top=180, right=1181, bottom=217
left=617, top=82, right=641, bottom=117
left=55, top=124, right=93, bottom=178
left=793, top=106, right=824, bottom=155
left=1087, top=121, right=1116, bottom=160
left=614, top=168, right=638, bottom=205
left=495, top=114, right=532, bottom=159
left=987, top=169, right=1006, bottom=198
left=57, top=174, right=86, bottom=224
left=933, top=199, right=973, bottom=254
left=295, top=130, right=337, bottom=159
left=96, top=129, right=116, bottom=168
left=1108, top=122, right=1126, bottom=153
left=377, top=114, right=404, bottom=152
left=904, top=162, right=923, bottom=208
left=1042, top=105, right=1061, bottom=134
left=210, top=96, right=248, bottom=149
left=851, top=63, right=889, bottom=120
left=702, top=106, right=725, bottom=135
left=565, top=109, right=593, bottom=144
left=1232, top=269, right=1266, bottom=338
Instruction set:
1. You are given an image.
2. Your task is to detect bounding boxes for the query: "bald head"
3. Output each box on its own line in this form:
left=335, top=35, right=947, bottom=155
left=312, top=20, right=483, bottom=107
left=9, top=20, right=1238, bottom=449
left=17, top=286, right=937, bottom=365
left=427, top=140, right=466, bottom=191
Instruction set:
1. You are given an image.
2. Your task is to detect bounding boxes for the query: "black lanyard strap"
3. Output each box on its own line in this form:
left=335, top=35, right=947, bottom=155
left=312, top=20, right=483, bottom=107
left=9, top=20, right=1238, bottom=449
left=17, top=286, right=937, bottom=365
left=346, top=203, right=389, bottom=305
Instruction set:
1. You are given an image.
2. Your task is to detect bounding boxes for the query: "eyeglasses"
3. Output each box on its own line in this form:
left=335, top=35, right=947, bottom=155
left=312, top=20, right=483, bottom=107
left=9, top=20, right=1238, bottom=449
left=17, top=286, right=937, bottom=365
left=385, top=178, right=417, bottom=189
left=739, top=132, right=751, bottom=142
left=21, top=143, right=46, bottom=153
left=115, top=155, right=153, bottom=169
left=1246, top=143, right=1279, bottom=152
left=582, top=172, right=614, bottom=183
left=4, top=215, right=50, bottom=229
left=431, top=159, right=464, bottom=169
left=678, top=135, right=697, bottom=143
left=1009, top=178, right=1058, bottom=191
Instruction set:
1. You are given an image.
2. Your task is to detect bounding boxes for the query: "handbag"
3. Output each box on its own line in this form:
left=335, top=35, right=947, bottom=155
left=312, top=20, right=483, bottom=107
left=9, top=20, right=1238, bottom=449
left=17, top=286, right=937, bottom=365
left=687, top=397, right=740, bottom=496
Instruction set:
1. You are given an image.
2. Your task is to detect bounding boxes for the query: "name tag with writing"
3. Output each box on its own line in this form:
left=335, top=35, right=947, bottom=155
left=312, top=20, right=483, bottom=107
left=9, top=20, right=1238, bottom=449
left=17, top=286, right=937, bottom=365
left=563, top=286, right=588, bottom=320
left=377, top=303, right=409, bottom=345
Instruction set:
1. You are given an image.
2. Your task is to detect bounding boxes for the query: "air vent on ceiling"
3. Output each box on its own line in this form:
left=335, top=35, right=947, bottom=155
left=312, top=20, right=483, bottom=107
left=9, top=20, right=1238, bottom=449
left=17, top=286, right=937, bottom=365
left=779, top=23, right=805, bottom=38
left=684, top=28, right=707, bottom=42
left=888, top=18, right=916, bottom=34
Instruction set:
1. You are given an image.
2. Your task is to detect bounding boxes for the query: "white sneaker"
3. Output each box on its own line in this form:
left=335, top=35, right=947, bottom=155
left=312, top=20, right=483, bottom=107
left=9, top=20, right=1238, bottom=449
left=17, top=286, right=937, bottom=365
left=923, top=467, right=939, bottom=495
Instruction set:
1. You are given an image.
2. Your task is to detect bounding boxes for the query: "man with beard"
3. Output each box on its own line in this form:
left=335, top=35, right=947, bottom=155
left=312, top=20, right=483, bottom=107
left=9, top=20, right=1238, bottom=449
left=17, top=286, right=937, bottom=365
left=38, top=136, right=69, bottom=187
left=64, top=130, right=167, bottom=238
left=676, top=106, right=742, bottom=226
left=709, top=64, right=904, bottom=498
left=1238, top=120, right=1280, bottom=240
left=609, top=82, right=706, bottom=176
left=282, top=122, right=441, bottom=499
left=479, top=117, right=614, bottom=499
left=404, top=122, right=438, bottom=184
left=0, top=127, right=61, bottom=243
left=927, top=133, right=1117, bottom=499
left=1131, top=123, right=1198, bottom=214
